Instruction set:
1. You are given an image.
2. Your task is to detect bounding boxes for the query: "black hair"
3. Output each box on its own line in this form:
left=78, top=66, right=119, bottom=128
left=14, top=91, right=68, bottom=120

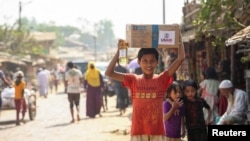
left=206, top=67, right=218, bottom=79
left=137, top=48, right=159, bottom=61
left=218, top=60, right=231, bottom=80
left=166, top=81, right=182, bottom=100
left=67, top=61, right=74, bottom=68
left=183, top=79, right=198, bottom=90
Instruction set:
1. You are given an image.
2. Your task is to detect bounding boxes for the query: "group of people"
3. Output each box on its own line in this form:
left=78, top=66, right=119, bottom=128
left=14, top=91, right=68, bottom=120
left=36, top=67, right=61, bottom=98
left=1, top=32, right=249, bottom=139
left=199, top=65, right=249, bottom=125
left=105, top=34, right=249, bottom=141
left=64, top=60, right=130, bottom=123
left=0, top=65, right=62, bottom=126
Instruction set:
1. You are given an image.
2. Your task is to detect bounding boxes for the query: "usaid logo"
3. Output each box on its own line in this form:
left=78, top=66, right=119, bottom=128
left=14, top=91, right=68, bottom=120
left=161, top=33, right=173, bottom=42
left=164, top=33, right=169, bottom=38
left=159, top=31, right=175, bottom=45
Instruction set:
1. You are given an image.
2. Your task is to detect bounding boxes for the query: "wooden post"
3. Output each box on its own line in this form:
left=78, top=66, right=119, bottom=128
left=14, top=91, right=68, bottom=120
left=230, top=45, right=235, bottom=83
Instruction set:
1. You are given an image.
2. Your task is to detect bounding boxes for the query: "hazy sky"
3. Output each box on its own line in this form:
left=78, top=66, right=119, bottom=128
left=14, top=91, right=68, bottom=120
left=0, top=0, right=184, bottom=38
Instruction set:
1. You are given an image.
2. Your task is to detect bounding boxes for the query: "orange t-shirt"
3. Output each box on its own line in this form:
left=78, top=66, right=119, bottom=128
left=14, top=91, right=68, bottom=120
left=14, top=80, right=26, bottom=99
left=123, top=72, right=173, bottom=135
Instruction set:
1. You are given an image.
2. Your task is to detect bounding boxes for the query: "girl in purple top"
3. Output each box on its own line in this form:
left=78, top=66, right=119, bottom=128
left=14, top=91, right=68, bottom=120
left=163, top=81, right=185, bottom=141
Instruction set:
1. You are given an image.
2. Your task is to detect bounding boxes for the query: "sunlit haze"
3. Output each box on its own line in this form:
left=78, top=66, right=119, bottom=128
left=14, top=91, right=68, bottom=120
left=0, top=0, right=184, bottom=39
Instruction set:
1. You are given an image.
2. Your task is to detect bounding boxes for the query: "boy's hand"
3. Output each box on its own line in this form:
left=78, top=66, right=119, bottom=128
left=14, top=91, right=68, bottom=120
left=118, top=39, right=128, bottom=49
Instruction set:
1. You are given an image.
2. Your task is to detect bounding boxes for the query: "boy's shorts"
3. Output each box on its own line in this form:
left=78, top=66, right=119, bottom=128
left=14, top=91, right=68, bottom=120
left=131, top=135, right=165, bottom=141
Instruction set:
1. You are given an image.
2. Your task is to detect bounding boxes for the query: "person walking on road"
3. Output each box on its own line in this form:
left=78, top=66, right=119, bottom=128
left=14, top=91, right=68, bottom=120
left=14, top=72, right=26, bottom=126
left=84, top=61, right=104, bottom=118
left=37, top=68, right=49, bottom=98
left=113, top=61, right=129, bottom=116
left=65, top=61, right=83, bottom=123
left=105, top=37, right=185, bottom=141
left=51, top=68, right=60, bottom=93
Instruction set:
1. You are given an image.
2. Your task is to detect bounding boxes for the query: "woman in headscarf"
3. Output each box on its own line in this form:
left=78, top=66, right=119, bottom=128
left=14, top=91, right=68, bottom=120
left=84, top=61, right=104, bottom=118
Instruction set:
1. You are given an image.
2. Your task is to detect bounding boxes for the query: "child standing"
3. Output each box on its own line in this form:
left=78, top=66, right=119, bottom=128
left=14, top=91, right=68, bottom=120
left=163, top=81, right=185, bottom=141
left=182, top=79, right=211, bottom=141
left=14, top=72, right=26, bottom=125
left=105, top=36, right=185, bottom=141
left=199, top=67, right=220, bottom=125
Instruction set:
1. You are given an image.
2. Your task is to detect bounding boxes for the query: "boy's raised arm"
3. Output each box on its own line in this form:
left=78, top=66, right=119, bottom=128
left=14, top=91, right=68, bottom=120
left=166, top=32, right=185, bottom=76
left=105, top=39, right=126, bottom=82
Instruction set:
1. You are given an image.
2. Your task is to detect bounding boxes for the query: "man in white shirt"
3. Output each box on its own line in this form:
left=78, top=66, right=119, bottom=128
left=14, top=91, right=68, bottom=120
left=65, top=61, right=83, bottom=123
left=217, top=80, right=249, bottom=125
left=37, top=68, right=49, bottom=98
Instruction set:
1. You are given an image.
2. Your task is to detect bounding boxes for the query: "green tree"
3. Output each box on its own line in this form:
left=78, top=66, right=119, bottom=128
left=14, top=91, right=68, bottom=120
left=2, top=17, right=117, bottom=56
left=78, top=19, right=116, bottom=52
left=193, top=0, right=250, bottom=47
left=95, top=19, right=116, bottom=50
left=0, top=24, right=43, bottom=56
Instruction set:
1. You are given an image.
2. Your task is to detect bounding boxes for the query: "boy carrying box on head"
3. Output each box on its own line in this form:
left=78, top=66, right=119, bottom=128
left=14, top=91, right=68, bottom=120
left=105, top=32, right=185, bottom=141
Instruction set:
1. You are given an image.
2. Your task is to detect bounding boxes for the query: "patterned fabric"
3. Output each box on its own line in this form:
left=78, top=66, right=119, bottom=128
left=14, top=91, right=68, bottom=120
left=184, top=97, right=210, bottom=141
left=184, top=97, right=210, bottom=130
left=123, top=72, right=173, bottom=135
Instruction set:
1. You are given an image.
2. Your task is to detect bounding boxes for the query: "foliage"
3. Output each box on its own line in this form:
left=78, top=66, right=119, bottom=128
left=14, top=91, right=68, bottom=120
left=0, top=24, right=43, bottom=56
left=77, top=19, right=116, bottom=51
left=21, top=17, right=117, bottom=51
left=94, top=19, right=116, bottom=50
left=241, top=56, right=250, bottom=63
left=193, top=0, right=250, bottom=48
left=0, top=17, right=117, bottom=57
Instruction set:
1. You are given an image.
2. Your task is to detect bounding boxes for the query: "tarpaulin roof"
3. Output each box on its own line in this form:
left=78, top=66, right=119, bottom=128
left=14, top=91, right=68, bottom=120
left=225, top=26, right=250, bottom=46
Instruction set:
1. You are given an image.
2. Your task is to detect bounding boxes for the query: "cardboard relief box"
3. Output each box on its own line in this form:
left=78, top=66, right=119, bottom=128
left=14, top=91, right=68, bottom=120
left=126, top=24, right=180, bottom=48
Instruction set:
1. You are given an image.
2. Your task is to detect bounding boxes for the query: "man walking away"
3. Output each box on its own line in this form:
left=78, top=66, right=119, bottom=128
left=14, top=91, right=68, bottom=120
left=65, top=61, right=83, bottom=123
